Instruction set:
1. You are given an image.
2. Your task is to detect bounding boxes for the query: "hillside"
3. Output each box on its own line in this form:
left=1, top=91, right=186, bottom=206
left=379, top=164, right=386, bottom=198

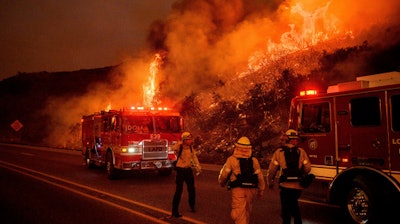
left=0, top=39, right=399, bottom=165
left=0, top=66, right=115, bottom=146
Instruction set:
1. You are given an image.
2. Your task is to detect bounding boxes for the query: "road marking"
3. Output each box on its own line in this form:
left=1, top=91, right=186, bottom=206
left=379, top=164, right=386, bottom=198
left=299, top=198, right=340, bottom=208
left=0, top=160, right=206, bottom=224
left=20, top=152, right=35, bottom=156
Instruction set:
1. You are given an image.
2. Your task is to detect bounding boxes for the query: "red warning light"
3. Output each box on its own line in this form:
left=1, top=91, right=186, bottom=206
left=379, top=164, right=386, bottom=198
left=300, top=89, right=317, bottom=96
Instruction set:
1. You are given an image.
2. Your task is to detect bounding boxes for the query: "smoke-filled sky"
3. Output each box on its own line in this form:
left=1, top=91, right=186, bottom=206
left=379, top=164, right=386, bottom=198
left=0, top=0, right=175, bottom=80
left=149, top=0, right=400, bottom=101
left=3, top=0, right=399, bottom=147
left=1, top=0, right=399, bottom=82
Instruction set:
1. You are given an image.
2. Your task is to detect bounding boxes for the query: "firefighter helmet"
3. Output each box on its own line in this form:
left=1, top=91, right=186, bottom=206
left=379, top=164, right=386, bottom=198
left=181, top=132, right=193, bottom=140
left=285, top=129, right=299, bottom=139
left=235, top=136, right=252, bottom=149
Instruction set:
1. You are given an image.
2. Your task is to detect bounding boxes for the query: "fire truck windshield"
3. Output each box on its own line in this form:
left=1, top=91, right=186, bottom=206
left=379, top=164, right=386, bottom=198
left=122, top=116, right=181, bottom=134
left=300, top=102, right=331, bottom=133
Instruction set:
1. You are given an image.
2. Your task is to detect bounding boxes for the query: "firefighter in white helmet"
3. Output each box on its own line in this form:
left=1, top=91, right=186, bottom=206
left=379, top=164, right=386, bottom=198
left=218, top=136, right=265, bottom=224
left=267, top=129, right=312, bottom=224
left=171, top=132, right=201, bottom=218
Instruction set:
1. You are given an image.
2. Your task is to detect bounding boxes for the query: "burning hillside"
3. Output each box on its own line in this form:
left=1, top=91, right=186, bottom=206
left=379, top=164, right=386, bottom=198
left=4, top=0, right=398, bottom=163
left=143, top=0, right=399, bottom=162
left=148, top=0, right=399, bottom=100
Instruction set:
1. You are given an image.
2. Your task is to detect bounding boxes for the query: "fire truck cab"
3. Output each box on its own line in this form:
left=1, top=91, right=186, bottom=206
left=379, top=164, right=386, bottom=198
left=288, top=71, right=400, bottom=223
left=81, top=107, right=182, bottom=179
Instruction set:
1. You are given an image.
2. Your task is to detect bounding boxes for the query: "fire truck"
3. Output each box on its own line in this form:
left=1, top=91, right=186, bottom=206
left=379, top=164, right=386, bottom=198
left=288, top=71, right=400, bottom=223
left=81, top=106, right=182, bottom=179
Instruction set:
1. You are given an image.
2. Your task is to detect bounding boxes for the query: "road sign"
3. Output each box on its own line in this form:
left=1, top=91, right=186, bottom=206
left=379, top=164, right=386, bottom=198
left=11, top=120, right=23, bottom=132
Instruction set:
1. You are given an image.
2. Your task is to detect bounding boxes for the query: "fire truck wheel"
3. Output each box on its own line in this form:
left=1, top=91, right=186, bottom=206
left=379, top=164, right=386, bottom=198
left=106, top=152, right=118, bottom=180
left=85, top=150, right=95, bottom=169
left=344, top=176, right=379, bottom=223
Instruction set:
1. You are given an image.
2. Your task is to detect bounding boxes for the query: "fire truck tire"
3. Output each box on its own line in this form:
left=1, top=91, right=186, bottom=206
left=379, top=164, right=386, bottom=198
left=343, top=176, right=380, bottom=224
left=84, top=150, right=95, bottom=169
left=106, top=152, right=118, bottom=180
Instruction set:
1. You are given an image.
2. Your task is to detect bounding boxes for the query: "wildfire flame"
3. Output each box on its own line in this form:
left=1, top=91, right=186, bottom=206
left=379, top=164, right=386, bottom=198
left=243, top=2, right=349, bottom=78
left=143, top=53, right=162, bottom=107
left=106, top=103, right=112, bottom=112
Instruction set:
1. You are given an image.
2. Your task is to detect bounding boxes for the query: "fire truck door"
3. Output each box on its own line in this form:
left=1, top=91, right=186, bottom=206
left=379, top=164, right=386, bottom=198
left=93, top=117, right=102, bottom=159
left=337, top=93, right=389, bottom=169
left=335, top=96, right=352, bottom=168
left=110, top=115, right=121, bottom=146
left=298, top=100, right=335, bottom=167
left=94, top=137, right=102, bottom=157
left=388, top=90, right=400, bottom=173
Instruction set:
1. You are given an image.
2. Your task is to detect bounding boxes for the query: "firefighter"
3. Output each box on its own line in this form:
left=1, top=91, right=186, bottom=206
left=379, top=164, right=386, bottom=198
left=218, top=137, right=265, bottom=224
left=171, top=132, right=201, bottom=218
left=267, top=129, right=312, bottom=224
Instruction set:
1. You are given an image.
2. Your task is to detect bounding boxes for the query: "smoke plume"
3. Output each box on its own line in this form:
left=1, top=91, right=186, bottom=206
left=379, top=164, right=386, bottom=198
left=43, top=0, right=400, bottom=148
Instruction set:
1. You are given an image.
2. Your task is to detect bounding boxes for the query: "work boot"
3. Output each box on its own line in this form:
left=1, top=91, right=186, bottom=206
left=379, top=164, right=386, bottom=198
left=172, top=212, right=182, bottom=218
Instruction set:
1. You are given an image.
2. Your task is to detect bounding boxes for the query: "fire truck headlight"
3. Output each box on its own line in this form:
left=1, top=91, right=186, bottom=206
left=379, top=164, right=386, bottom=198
left=122, top=147, right=139, bottom=153
left=128, top=147, right=141, bottom=153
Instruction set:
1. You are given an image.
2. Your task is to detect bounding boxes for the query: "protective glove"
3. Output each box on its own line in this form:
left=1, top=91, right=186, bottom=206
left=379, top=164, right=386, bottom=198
left=195, top=167, right=201, bottom=176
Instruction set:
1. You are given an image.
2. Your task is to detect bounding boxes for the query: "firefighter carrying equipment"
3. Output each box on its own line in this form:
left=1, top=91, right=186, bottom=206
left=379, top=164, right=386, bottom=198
left=279, top=146, right=301, bottom=183
left=218, top=136, right=265, bottom=224
left=228, top=157, right=259, bottom=189
left=278, top=146, right=315, bottom=188
left=285, top=129, right=299, bottom=139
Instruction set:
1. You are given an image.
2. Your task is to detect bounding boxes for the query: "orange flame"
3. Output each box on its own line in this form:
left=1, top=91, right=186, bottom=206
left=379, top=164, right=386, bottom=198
left=105, top=103, right=112, bottom=111
left=243, top=2, right=352, bottom=77
left=143, top=53, right=161, bottom=107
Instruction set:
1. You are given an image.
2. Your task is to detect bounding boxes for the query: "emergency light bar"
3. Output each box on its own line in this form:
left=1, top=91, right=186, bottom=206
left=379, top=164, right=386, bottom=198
left=130, top=106, right=169, bottom=111
left=150, top=107, right=169, bottom=111
left=299, top=89, right=317, bottom=96
left=131, top=106, right=145, bottom=110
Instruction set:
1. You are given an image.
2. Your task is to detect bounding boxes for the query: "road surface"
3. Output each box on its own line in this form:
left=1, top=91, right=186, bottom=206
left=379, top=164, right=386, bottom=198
left=0, top=144, right=351, bottom=223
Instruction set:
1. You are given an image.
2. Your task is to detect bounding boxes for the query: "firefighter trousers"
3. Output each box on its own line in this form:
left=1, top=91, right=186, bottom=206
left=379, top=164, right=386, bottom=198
left=172, top=167, right=195, bottom=214
left=230, top=187, right=258, bottom=224
left=279, top=187, right=302, bottom=224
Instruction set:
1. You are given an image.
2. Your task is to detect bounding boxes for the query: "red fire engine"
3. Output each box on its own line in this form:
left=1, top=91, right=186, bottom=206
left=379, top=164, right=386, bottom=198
left=288, top=71, right=400, bottom=223
left=81, top=106, right=182, bottom=179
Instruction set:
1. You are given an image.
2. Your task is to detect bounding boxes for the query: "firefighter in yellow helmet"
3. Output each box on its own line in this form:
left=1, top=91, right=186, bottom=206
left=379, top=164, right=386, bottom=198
left=218, top=137, right=265, bottom=224
left=171, top=132, right=201, bottom=218
left=267, top=129, right=312, bottom=224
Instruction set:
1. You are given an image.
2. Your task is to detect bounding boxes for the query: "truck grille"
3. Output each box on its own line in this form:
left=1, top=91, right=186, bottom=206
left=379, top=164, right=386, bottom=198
left=142, top=139, right=168, bottom=160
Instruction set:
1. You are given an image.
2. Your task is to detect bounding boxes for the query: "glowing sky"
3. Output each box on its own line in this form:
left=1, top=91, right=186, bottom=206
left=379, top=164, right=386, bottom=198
left=0, top=0, right=174, bottom=80
left=2, top=0, right=397, bottom=147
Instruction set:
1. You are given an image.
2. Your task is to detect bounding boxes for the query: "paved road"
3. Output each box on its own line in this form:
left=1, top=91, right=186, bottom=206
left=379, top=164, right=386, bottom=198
left=0, top=143, right=350, bottom=224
